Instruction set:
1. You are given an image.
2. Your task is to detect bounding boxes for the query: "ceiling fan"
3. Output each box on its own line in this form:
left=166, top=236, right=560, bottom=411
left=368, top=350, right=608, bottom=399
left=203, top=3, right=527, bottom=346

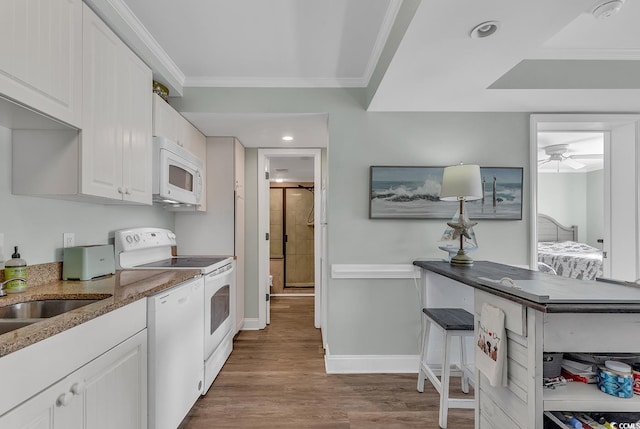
left=538, top=144, right=603, bottom=170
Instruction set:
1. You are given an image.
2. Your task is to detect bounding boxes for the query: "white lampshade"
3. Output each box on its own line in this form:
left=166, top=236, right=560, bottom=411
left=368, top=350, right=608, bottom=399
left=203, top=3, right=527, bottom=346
left=440, top=164, right=482, bottom=201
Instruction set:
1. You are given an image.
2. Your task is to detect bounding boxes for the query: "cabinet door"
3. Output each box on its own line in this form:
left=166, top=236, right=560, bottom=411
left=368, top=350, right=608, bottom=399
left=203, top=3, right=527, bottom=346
left=184, top=123, right=207, bottom=211
left=0, top=0, right=82, bottom=127
left=81, top=5, right=123, bottom=200
left=0, top=376, right=82, bottom=429
left=80, top=330, right=147, bottom=429
left=121, top=47, right=152, bottom=205
left=152, top=93, right=179, bottom=141
left=0, top=331, right=146, bottom=429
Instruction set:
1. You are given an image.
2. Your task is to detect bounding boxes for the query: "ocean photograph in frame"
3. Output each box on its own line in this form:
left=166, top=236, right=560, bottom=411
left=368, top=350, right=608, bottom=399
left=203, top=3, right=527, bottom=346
left=369, top=166, right=523, bottom=220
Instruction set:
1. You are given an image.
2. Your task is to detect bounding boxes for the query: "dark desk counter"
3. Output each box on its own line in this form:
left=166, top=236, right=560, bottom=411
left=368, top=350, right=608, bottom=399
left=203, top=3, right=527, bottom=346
left=413, top=260, right=640, bottom=313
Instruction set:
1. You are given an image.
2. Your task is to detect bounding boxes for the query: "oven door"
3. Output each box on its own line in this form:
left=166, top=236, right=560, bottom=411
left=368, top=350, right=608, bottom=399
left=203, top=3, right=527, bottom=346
left=204, top=262, right=235, bottom=360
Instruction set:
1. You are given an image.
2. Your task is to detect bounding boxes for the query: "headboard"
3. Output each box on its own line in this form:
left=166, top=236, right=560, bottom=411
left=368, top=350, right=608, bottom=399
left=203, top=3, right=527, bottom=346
left=537, top=214, right=578, bottom=242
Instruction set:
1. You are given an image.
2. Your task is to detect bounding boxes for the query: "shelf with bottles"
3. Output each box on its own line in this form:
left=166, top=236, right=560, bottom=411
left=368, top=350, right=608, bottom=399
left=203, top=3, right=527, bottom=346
left=544, top=411, right=640, bottom=429
left=543, top=353, right=640, bottom=412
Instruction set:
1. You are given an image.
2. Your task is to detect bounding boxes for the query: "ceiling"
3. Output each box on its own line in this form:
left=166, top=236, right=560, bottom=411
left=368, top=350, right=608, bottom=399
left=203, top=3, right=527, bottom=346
left=182, top=113, right=328, bottom=148
left=88, top=0, right=640, bottom=175
left=103, top=0, right=640, bottom=112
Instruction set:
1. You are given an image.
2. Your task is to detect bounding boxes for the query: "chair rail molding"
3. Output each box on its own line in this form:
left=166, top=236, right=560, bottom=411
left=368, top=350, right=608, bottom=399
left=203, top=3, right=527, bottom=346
left=331, top=264, right=421, bottom=279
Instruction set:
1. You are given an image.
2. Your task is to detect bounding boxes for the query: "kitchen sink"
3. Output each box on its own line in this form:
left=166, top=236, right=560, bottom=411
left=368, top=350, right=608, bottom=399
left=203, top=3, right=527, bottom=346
left=0, top=299, right=103, bottom=319
left=0, top=320, right=36, bottom=335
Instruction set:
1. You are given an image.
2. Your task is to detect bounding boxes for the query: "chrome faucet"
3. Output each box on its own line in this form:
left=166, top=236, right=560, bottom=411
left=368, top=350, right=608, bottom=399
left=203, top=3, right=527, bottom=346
left=0, top=278, right=27, bottom=297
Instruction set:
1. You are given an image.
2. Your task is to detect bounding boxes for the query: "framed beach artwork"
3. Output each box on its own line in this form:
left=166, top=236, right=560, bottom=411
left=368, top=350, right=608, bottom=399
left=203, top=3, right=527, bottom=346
left=369, top=166, right=523, bottom=220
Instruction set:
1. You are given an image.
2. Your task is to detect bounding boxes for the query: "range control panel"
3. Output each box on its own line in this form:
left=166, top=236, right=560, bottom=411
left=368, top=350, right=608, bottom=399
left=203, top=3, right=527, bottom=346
left=115, top=228, right=177, bottom=253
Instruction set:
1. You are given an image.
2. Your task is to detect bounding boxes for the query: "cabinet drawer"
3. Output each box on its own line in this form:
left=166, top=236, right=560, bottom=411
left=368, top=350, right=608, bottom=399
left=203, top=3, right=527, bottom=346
left=475, top=290, right=526, bottom=337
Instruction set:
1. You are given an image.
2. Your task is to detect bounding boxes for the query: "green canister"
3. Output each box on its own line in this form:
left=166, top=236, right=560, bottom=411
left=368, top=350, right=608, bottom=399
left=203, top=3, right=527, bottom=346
left=5, top=246, right=27, bottom=293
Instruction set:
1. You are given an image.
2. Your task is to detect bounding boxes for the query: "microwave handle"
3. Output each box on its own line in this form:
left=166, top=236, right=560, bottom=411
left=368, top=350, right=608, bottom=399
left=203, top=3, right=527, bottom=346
left=195, top=170, right=203, bottom=204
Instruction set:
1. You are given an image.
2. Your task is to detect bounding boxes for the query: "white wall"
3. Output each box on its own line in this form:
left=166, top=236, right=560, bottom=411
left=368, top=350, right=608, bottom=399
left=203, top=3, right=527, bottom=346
left=171, top=87, right=530, bottom=357
left=0, top=126, right=174, bottom=265
left=538, top=173, right=587, bottom=242
left=537, top=171, right=604, bottom=247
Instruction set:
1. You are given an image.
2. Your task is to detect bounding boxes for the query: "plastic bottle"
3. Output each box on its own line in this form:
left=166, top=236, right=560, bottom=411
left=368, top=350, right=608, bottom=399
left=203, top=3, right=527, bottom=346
left=5, top=246, right=27, bottom=293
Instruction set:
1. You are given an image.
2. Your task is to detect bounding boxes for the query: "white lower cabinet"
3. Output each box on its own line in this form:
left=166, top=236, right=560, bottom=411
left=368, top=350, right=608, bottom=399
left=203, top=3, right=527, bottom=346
left=0, top=299, right=147, bottom=428
left=0, top=330, right=147, bottom=429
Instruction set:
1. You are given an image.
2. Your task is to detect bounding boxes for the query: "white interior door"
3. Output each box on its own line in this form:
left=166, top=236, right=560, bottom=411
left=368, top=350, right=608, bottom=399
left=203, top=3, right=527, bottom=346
left=258, top=152, right=271, bottom=326
left=606, top=123, right=638, bottom=281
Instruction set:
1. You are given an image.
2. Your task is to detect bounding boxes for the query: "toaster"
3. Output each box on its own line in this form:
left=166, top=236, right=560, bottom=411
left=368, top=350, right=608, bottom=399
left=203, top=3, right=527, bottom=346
left=62, top=244, right=115, bottom=281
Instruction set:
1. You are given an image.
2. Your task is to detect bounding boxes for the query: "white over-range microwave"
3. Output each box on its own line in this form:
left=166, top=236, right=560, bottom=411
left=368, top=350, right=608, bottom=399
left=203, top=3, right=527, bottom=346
left=152, top=136, right=204, bottom=208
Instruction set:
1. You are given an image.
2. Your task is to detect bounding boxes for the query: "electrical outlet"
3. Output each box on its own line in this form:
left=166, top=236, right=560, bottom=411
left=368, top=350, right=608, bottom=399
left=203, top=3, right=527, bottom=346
left=63, top=233, right=75, bottom=248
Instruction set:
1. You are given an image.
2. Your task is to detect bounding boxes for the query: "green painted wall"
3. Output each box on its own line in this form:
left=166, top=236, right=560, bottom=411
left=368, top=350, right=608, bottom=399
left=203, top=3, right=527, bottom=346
left=171, top=87, right=531, bottom=355
left=0, top=126, right=173, bottom=265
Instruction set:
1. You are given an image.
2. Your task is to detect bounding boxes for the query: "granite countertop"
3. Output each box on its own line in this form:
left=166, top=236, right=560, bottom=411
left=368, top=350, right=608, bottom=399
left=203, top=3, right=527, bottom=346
left=0, top=268, right=201, bottom=357
left=414, top=260, right=640, bottom=313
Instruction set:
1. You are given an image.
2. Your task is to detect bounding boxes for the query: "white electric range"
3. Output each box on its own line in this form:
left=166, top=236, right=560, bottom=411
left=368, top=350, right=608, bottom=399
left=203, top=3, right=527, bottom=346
left=115, top=228, right=235, bottom=425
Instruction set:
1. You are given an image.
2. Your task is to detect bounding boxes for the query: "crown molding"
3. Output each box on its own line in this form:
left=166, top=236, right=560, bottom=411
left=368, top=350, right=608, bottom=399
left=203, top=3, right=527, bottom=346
left=183, top=76, right=368, bottom=88
left=362, top=0, right=403, bottom=87
left=532, top=47, right=640, bottom=60
left=84, top=0, right=185, bottom=95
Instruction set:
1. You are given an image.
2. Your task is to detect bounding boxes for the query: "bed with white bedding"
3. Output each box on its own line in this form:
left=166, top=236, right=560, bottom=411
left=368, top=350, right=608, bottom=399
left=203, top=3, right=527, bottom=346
left=537, top=214, right=603, bottom=280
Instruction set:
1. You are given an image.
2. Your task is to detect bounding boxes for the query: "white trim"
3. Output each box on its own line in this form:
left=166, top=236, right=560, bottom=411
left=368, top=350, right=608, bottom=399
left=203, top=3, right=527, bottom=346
left=331, top=264, right=421, bottom=279
left=530, top=114, right=640, bottom=277
left=325, top=353, right=420, bottom=374
left=258, top=149, right=323, bottom=331
left=532, top=48, right=640, bottom=61
left=240, top=318, right=261, bottom=331
left=271, top=293, right=315, bottom=297
left=184, top=76, right=367, bottom=88
left=362, top=0, right=403, bottom=86
left=84, top=0, right=185, bottom=95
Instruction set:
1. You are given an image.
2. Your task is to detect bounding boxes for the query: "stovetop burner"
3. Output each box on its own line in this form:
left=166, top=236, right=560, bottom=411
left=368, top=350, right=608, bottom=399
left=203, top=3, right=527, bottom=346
left=115, top=228, right=233, bottom=273
left=136, top=257, right=228, bottom=269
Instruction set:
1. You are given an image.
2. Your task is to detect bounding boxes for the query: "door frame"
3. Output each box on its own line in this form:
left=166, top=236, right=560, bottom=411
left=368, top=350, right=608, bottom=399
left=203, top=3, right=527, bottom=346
left=258, top=148, right=323, bottom=329
left=530, top=114, right=640, bottom=278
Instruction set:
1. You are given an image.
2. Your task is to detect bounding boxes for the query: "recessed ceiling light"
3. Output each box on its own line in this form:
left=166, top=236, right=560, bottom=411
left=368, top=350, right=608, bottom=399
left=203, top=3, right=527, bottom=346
left=592, top=0, right=625, bottom=19
left=282, top=136, right=294, bottom=141
left=469, top=21, right=500, bottom=39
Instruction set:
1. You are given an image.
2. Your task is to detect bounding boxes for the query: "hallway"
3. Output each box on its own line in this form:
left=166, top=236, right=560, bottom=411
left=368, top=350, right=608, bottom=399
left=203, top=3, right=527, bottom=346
left=179, top=296, right=474, bottom=428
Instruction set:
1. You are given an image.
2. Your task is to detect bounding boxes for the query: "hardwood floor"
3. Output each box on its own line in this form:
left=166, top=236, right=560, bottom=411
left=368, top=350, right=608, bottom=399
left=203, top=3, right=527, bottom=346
left=179, top=296, right=474, bottom=428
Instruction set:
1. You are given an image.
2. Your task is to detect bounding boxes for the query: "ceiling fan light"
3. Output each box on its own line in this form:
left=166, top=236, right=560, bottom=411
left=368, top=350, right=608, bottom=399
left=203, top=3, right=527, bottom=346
left=592, top=0, right=625, bottom=19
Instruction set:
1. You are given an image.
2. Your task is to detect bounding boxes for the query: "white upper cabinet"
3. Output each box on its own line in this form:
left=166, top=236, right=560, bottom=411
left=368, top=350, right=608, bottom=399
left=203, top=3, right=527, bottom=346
left=11, top=4, right=152, bottom=205
left=152, top=93, right=207, bottom=211
left=0, top=0, right=82, bottom=128
left=81, top=4, right=152, bottom=204
left=152, top=94, right=180, bottom=143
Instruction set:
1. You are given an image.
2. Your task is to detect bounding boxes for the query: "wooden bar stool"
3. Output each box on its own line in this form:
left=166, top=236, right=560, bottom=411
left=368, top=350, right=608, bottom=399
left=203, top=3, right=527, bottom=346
left=417, top=308, right=475, bottom=428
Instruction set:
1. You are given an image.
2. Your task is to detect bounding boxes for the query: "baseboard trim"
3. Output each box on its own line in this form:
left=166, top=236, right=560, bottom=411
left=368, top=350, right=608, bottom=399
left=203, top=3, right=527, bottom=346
left=324, top=353, right=420, bottom=374
left=240, top=318, right=261, bottom=330
left=271, top=293, right=314, bottom=297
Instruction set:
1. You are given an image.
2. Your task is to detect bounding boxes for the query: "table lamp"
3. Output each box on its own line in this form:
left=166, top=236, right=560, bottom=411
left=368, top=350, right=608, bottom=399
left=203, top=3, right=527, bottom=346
left=439, top=163, right=483, bottom=266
